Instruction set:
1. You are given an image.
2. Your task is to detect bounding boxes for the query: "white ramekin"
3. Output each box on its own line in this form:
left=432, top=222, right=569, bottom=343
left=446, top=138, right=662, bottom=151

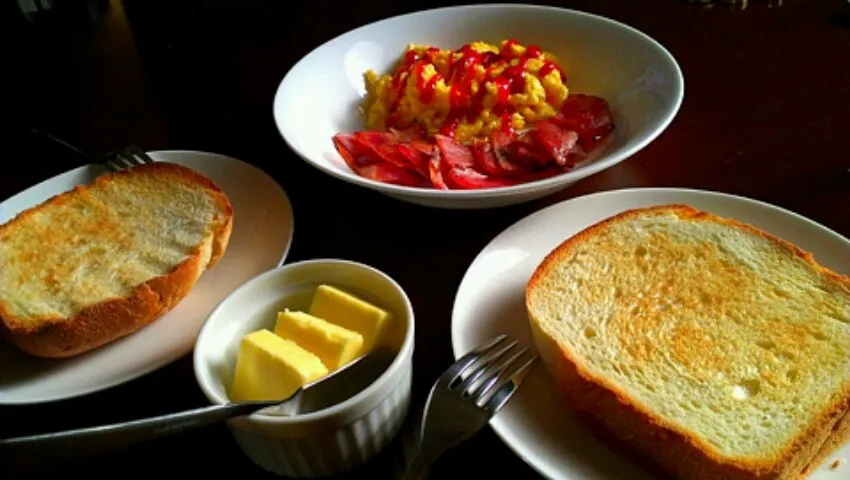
left=193, top=259, right=415, bottom=477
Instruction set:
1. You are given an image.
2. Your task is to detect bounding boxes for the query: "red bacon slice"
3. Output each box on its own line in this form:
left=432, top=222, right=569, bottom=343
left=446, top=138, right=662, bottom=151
left=353, top=131, right=421, bottom=175
left=358, top=162, right=430, bottom=187
left=334, top=132, right=428, bottom=187
left=435, top=134, right=524, bottom=189
left=490, top=130, right=513, bottom=150
left=493, top=151, right=528, bottom=176
left=434, top=135, right=475, bottom=169
left=409, top=140, right=434, bottom=155
left=389, top=126, right=426, bottom=142
left=470, top=141, right=503, bottom=176
left=569, top=142, right=588, bottom=164
left=334, top=92, right=614, bottom=190
left=332, top=133, right=381, bottom=169
left=397, top=143, right=431, bottom=178
left=505, top=132, right=551, bottom=169
left=551, top=94, right=614, bottom=150
left=487, top=131, right=529, bottom=176
left=531, top=121, right=580, bottom=167
left=428, top=150, right=449, bottom=190
left=444, top=168, right=521, bottom=189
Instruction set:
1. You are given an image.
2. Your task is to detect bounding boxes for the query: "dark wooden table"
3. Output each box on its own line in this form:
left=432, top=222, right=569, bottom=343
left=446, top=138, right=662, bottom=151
left=1, top=0, right=848, bottom=478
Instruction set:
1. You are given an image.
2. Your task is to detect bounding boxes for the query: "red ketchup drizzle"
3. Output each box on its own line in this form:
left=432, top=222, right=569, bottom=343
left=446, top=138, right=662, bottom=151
left=492, top=76, right=511, bottom=108
left=439, top=115, right=460, bottom=137
left=499, top=112, right=514, bottom=135
left=539, top=61, right=567, bottom=82
left=391, top=50, right=421, bottom=90
left=525, top=45, right=543, bottom=59
left=387, top=50, right=424, bottom=128
left=390, top=40, right=558, bottom=139
left=403, top=50, right=420, bottom=66
left=481, top=51, right=499, bottom=67
left=414, top=62, right=442, bottom=104
left=500, top=38, right=521, bottom=59
left=423, top=47, right=440, bottom=62
left=442, top=44, right=489, bottom=136
left=503, top=58, right=531, bottom=94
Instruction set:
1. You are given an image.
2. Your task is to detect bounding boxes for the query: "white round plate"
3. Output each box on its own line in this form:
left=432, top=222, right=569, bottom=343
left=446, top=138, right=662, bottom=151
left=0, top=150, right=294, bottom=405
left=451, top=188, right=850, bottom=480
left=274, top=4, right=683, bottom=209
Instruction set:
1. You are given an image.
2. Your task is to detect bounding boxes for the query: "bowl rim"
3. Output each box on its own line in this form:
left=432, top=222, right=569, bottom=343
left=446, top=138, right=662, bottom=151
left=272, top=3, right=685, bottom=199
left=192, top=258, right=416, bottom=425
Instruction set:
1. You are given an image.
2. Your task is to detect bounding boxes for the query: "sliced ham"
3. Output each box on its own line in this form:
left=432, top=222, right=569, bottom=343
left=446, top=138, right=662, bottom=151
left=358, top=162, right=429, bottom=187
left=333, top=92, right=614, bottom=190
left=488, top=131, right=530, bottom=176
left=531, top=121, right=580, bottom=167
left=409, top=140, right=435, bottom=155
left=507, top=134, right=551, bottom=169
left=353, top=131, right=421, bottom=175
left=490, top=130, right=513, bottom=150
left=493, top=149, right=528, bottom=176
left=443, top=167, right=520, bottom=189
left=334, top=132, right=429, bottom=187
left=389, top=126, right=426, bottom=142
left=428, top=150, right=449, bottom=190
left=398, top=143, right=431, bottom=178
left=434, top=134, right=475, bottom=169
left=435, top=134, right=525, bottom=189
left=332, top=134, right=381, bottom=169
left=470, top=141, right=503, bottom=176
left=551, top=94, right=614, bottom=150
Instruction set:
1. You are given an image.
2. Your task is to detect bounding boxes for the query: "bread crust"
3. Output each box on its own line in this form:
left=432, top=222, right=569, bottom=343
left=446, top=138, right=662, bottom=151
left=799, top=409, right=850, bottom=477
left=526, top=204, right=850, bottom=480
left=0, top=162, right=233, bottom=358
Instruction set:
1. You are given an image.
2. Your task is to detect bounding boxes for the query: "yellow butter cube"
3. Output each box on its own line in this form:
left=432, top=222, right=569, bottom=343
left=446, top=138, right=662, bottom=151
left=229, top=329, right=329, bottom=402
left=275, top=310, right=365, bottom=370
left=308, top=284, right=391, bottom=351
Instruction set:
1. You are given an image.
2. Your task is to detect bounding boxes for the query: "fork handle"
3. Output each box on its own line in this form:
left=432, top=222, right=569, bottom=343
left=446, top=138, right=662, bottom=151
left=401, top=451, right=436, bottom=480
left=0, top=401, right=271, bottom=467
left=28, top=128, right=98, bottom=161
left=400, top=436, right=452, bottom=480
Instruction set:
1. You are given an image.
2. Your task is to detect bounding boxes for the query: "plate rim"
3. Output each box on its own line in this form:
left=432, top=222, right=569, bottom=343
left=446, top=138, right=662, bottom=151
left=450, top=186, right=850, bottom=479
left=0, top=149, right=295, bottom=405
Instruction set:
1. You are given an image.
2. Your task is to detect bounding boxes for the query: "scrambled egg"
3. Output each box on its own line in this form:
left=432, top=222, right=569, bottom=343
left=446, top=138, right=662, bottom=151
left=361, top=39, right=570, bottom=144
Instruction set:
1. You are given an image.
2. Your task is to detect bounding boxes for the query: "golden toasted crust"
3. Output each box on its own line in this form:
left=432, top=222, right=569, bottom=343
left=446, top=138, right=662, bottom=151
left=800, top=409, right=850, bottom=477
left=0, top=162, right=233, bottom=358
left=526, top=204, right=850, bottom=480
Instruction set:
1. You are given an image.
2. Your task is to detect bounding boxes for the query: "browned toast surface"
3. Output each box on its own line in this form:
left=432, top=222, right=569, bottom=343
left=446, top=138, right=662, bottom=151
left=0, top=162, right=233, bottom=358
left=526, top=204, right=850, bottom=480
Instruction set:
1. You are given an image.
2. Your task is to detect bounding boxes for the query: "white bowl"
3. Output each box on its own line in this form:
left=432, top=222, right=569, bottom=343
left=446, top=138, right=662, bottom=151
left=273, top=4, right=684, bottom=209
left=193, top=259, right=415, bottom=478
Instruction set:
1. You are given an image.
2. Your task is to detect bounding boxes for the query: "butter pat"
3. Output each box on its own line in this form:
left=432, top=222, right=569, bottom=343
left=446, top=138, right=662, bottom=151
left=230, top=329, right=329, bottom=402
left=275, top=310, right=365, bottom=370
left=309, top=284, right=391, bottom=351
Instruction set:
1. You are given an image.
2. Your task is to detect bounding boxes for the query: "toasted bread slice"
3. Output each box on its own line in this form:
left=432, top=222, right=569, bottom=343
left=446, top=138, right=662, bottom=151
left=526, top=204, right=850, bottom=480
left=0, top=162, right=233, bottom=358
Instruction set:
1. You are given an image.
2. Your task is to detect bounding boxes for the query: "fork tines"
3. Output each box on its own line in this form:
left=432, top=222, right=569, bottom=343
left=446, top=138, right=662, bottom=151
left=401, top=335, right=538, bottom=479
left=105, top=145, right=156, bottom=172
left=450, top=334, right=538, bottom=413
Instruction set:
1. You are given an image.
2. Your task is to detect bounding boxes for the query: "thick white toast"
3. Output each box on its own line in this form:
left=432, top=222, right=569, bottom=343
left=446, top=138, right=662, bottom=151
left=526, top=204, right=850, bottom=480
left=0, top=162, right=233, bottom=358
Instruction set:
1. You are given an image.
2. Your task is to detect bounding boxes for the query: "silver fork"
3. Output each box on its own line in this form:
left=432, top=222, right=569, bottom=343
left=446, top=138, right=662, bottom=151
left=401, top=334, right=538, bottom=480
left=104, top=145, right=156, bottom=172
left=29, top=128, right=155, bottom=172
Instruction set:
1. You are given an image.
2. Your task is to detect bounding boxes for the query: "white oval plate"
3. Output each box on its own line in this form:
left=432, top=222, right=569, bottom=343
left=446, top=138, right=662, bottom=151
left=0, top=150, right=294, bottom=405
left=451, top=188, right=850, bottom=480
